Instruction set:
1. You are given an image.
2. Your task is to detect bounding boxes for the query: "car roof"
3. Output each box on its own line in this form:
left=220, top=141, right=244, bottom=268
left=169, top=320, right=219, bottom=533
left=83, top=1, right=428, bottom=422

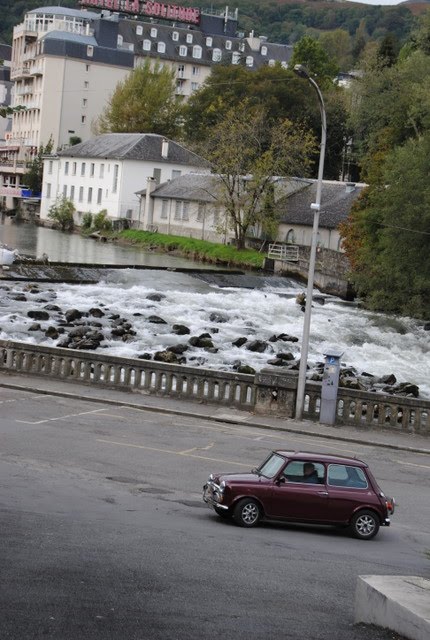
left=273, top=450, right=367, bottom=467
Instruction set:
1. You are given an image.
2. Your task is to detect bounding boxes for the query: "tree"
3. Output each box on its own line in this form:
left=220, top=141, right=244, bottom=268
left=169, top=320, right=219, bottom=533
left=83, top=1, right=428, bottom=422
left=197, top=102, right=316, bottom=249
left=96, top=60, right=183, bottom=138
left=339, top=134, right=430, bottom=318
left=22, top=138, right=53, bottom=193
left=319, top=29, right=353, bottom=71
left=290, top=36, right=339, bottom=84
left=48, top=196, right=75, bottom=232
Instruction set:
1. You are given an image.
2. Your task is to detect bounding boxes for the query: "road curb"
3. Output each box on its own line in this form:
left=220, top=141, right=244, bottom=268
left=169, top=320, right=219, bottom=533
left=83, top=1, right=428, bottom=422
left=1, top=380, right=430, bottom=455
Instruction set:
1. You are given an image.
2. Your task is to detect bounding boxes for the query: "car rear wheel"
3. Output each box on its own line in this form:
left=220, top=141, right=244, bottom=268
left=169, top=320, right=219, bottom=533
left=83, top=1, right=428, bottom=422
left=233, top=498, right=261, bottom=527
left=214, top=506, right=231, bottom=519
left=351, top=510, right=380, bottom=540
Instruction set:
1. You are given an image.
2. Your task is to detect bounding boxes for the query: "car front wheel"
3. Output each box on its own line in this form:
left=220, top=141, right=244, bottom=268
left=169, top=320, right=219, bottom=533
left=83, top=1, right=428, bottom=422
left=351, top=510, right=380, bottom=540
left=233, top=498, right=261, bottom=527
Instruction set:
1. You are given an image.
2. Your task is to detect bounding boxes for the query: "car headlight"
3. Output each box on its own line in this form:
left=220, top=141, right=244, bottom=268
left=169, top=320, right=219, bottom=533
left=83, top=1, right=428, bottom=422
left=220, top=481, right=226, bottom=494
left=209, top=473, right=214, bottom=482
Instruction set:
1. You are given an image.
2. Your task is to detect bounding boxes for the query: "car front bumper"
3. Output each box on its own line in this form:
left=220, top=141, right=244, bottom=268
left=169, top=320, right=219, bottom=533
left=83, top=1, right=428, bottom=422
left=203, top=482, right=229, bottom=510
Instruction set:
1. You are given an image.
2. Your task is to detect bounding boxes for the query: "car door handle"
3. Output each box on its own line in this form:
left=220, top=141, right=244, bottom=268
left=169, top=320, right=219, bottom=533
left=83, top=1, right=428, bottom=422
left=317, top=491, right=329, bottom=496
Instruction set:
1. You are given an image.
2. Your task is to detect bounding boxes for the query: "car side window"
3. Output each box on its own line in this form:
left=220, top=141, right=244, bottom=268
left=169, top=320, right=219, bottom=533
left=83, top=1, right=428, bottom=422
left=328, top=464, right=368, bottom=488
left=283, top=461, right=325, bottom=484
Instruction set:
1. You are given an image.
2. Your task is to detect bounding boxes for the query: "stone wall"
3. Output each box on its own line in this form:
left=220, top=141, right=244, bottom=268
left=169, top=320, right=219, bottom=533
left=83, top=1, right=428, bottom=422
left=0, top=339, right=428, bottom=436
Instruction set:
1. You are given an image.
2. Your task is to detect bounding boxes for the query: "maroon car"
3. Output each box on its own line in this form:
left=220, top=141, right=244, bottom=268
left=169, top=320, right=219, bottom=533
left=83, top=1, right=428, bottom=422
left=203, top=450, right=395, bottom=539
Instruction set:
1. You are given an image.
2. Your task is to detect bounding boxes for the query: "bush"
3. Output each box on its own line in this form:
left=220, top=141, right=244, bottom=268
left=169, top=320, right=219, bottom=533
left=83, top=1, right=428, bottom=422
left=81, top=212, right=92, bottom=230
left=92, top=209, right=110, bottom=231
left=48, top=196, right=75, bottom=232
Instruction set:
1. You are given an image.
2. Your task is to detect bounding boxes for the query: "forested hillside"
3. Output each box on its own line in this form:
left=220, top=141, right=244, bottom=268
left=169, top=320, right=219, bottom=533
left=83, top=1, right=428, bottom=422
left=0, top=0, right=424, bottom=45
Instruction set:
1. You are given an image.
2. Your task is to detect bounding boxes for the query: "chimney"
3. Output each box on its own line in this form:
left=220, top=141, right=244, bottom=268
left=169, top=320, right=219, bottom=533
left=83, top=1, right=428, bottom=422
left=161, top=138, right=169, bottom=159
left=345, top=182, right=356, bottom=193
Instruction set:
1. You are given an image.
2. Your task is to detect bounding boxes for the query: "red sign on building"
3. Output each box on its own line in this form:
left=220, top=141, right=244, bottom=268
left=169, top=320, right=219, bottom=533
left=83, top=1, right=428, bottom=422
left=80, top=1, right=201, bottom=25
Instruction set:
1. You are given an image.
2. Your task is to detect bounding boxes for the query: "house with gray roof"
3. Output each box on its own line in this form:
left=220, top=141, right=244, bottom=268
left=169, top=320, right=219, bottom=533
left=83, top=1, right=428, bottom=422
left=40, top=133, right=208, bottom=225
left=276, top=179, right=366, bottom=251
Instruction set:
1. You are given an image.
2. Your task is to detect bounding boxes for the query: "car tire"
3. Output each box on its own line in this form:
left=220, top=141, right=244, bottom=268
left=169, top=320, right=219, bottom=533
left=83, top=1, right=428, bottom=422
left=233, top=498, right=261, bottom=527
left=351, top=510, right=380, bottom=540
left=214, top=506, right=231, bottom=519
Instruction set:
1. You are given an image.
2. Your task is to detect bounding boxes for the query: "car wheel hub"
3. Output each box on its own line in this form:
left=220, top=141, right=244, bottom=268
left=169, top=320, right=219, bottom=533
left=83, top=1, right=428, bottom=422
left=356, top=515, right=375, bottom=535
left=242, top=503, right=258, bottom=524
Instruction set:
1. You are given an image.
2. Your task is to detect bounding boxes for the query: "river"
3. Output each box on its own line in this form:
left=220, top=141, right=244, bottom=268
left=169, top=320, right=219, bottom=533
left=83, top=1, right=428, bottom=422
left=1, top=218, right=429, bottom=398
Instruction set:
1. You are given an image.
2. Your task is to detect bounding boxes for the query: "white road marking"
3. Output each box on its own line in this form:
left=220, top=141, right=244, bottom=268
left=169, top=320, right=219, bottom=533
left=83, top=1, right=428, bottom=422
left=96, top=438, right=250, bottom=467
left=394, top=459, right=430, bottom=470
left=15, top=408, right=106, bottom=425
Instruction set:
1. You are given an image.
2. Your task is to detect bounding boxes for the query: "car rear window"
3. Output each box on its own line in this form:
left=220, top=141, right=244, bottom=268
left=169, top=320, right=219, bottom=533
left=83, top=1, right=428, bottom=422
left=328, top=464, right=368, bottom=488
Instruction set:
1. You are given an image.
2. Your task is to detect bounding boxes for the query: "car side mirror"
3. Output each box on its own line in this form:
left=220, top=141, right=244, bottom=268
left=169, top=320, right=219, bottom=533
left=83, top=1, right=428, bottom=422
left=276, top=476, right=286, bottom=485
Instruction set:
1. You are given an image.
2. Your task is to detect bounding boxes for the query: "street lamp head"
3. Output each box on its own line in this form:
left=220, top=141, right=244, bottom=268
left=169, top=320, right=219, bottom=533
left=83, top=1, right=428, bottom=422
left=293, top=64, right=311, bottom=80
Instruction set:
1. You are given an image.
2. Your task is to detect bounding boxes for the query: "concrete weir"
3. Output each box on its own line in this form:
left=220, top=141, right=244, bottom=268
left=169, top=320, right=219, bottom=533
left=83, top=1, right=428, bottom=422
left=355, top=575, right=430, bottom=640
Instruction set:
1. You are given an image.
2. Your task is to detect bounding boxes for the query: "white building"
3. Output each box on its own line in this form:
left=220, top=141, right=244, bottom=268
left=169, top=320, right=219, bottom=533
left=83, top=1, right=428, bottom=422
left=40, top=133, right=208, bottom=225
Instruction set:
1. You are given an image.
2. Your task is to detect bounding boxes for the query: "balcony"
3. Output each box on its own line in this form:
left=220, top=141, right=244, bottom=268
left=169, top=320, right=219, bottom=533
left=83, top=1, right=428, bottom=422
left=11, top=67, right=31, bottom=80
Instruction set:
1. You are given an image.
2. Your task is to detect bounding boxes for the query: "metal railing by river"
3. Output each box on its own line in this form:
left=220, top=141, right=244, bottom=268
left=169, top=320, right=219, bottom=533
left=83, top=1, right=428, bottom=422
left=1, top=340, right=428, bottom=436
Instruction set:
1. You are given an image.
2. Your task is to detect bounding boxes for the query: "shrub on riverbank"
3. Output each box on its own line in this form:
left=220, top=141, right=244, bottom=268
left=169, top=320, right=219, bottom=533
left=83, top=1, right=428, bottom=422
left=118, top=230, right=265, bottom=269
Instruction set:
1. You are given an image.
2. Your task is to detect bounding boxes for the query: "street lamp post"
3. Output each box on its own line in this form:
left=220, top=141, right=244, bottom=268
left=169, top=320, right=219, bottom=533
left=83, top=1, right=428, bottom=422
left=293, top=64, right=327, bottom=420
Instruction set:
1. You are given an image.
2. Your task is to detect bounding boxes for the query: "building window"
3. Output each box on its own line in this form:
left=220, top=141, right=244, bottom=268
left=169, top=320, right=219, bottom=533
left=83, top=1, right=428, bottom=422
left=197, top=202, right=206, bottom=222
left=88, top=187, right=92, bottom=203
left=46, top=183, right=51, bottom=198
left=186, top=33, right=193, bottom=44
left=87, top=45, right=94, bottom=57
left=246, top=56, right=254, bottom=67
left=192, top=66, right=200, bottom=76
left=117, top=35, right=123, bottom=46
left=86, top=64, right=90, bottom=72
left=239, top=42, right=245, bottom=52
left=64, top=161, right=69, bottom=175
left=286, top=229, right=296, bottom=244
left=79, top=186, right=84, bottom=202
left=232, top=52, right=240, bottom=65
left=84, top=81, right=89, bottom=89
left=174, top=200, right=182, bottom=220
left=81, top=162, right=86, bottom=177
left=212, top=49, right=222, bottom=62
left=213, top=205, right=220, bottom=225
left=70, top=185, right=75, bottom=201
left=281, top=61, right=288, bottom=69
left=83, top=98, right=87, bottom=107
left=177, top=64, right=185, bottom=77
left=97, top=188, right=102, bottom=205
left=206, top=37, right=213, bottom=47
left=191, top=82, right=199, bottom=91
left=225, top=40, right=232, bottom=50
left=192, top=45, right=202, bottom=59
left=179, top=45, right=187, bottom=57
left=173, top=200, right=190, bottom=221
left=157, top=41, right=166, bottom=53
left=182, top=201, right=189, bottom=221
left=90, top=163, right=95, bottom=177
left=143, top=39, right=151, bottom=51
left=153, top=168, right=161, bottom=184
left=136, top=25, right=143, bottom=36
left=172, top=31, right=179, bottom=42
left=161, top=199, right=168, bottom=219
left=261, top=45, right=268, bottom=56
left=150, top=27, right=157, bottom=38
left=100, top=163, right=104, bottom=179
left=81, top=115, right=86, bottom=124
left=63, top=185, right=67, bottom=197
left=72, top=162, right=77, bottom=175
left=48, top=160, right=53, bottom=174
left=112, top=164, right=119, bottom=193
left=268, top=59, right=276, bottom=67
left=172, top=169, right=181, bottom=179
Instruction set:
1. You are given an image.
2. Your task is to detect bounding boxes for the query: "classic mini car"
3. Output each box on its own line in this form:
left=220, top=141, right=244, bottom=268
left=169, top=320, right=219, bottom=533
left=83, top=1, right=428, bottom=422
left=203, top=450, right=395, bottom=539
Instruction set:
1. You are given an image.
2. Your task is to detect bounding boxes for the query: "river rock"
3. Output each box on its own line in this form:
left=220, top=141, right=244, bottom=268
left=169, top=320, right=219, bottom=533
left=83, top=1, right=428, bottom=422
left=267, top=358, right=289, bottom=367
left=27, top=310, right=49, bottom=321
left=378, top=374, right=397, bottom=385
left=137, top=353, right=152, bottom=360
left=188, top=336, right=214, bottom=348
left=269, top=333, right=299, bottom=343
left=154, top=350, right=180, bottom=364
left=44, top=304, right=61, bottom=312
left=12, top=293, right=27, bottom=302
left=45, top=326, right=59, bottom=339
left=423, top=323, right=430, bottom=331
left=69, top=326, right=91, bottom=338
left=246, top=340, right=268, bottom=353
left=172, top=324, right=190, bottom=335
left=148, top=315, right=167, bottom=324
left=209, top=312, right=229, bottom=323
left=236, top=365, right=255, bottom=374
left=232, top=337, right=247, bottom=348
left=167, top=344, right=188, bottom=354
left=392, top=382, right=419, bottom=397
left=28, top=323, right=41, bottom=331
left=65, top=309, right=83, bottom=323
left=89, top=307, right=105, bottom=318
left=146, top=293, right=166, bottom=302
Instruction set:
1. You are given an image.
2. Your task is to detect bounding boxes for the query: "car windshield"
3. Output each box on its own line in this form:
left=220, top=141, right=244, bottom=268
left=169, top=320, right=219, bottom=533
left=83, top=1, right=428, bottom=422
left=257, top=453, right=285, bottom=478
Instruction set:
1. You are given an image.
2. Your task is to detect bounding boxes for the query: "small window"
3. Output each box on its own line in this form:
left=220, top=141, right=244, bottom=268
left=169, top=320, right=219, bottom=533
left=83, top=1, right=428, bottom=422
left=87, top=45, right=94, bottom=57
left=81, top=115, right=86, bottom=124
left=87, top=187, right=92, bottom=203
left=63, top=185, right=67, bottom=197
left=86, top=64, right=90, bottom=72
left=153, top=168, right=161, bottom=184
left=90, top=163, right=95, bottom=177
left=82, top=98, right=87, bottom=107
left=136, top=25, right=143, bottom=36
left=268, top=59, right=276, bottom=67
left=286, top=229, right=296, bottom=244
left=46, top=183, right=51, bottom=198
left=79, top=186, right=84, bottom=202
left=206, top=36, right=213, bottom=47
left=117, top=35, right=123, bottom=47
left=281, top=61, right=288, bottom=69
left=157, top=41, right=166, bottom=54
left=261, top=45, right=268, bottom=56
left=48, top=160, right=53, bottom=174
left=172, top=169, right=181, bottom=179
left=239, top=42, right=245, bottom=52
left=192, top=66, right=200, bottom=76
left=225, top=40, right=232, bottom=50
left=182, top=201, right=189, bottom=221
left=197, top=202, right=205, bottom=222
left=245, top=55, right=254, bottom=67
left=81, top=162, right=86, bottom=177
left=212, top=48, right=222, bottom=62
left=161, top=199, right=168, bottom=219
left=84, top=81, right=89, bottom=89
left=112, top=164, right=119, bottom=193
left=100, top=163, right=104, bottom=179
left=232, top=52, right=240, bottom=65
left=191, top=82, right=199, bottom=91
left=64, top=161, right=69, bottom=175
left=70, top=185, right=75, bottom=201
left=97, top=188, right=102, bottom=205
left=143, top=39, right=151, bottom=51
left=179, top=45, right=187, bottom=57
left=192, top=45, right=202, bottom=59
left=172, top=31, right=179, bottom=42
left=186, top=33, right=193, bottom=44
left=150, top=27, right=157, bottom=38
left=72, top=162, right=77, bottom=175
left=174, top=200, right=182, bottom=220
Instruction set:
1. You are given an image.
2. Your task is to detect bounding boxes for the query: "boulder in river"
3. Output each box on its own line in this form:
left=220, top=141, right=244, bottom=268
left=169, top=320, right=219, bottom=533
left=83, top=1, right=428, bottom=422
left=246, top=340, right=268, bottom=353
left=28, top=310, right=49, bottom=321
left=65, top=309, right=83, bottom=323
left=172, top=324, right=190, bottom=335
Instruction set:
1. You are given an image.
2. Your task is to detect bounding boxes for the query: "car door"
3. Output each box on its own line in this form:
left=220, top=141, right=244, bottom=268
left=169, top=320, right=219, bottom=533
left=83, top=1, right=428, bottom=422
left=267, top=460, right=329, bottom=521
left=325, top=463, right=373, bottom=523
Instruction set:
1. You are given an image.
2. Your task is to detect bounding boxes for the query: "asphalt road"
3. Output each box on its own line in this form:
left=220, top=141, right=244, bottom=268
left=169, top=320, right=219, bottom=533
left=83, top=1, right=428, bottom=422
left=1, top=387, right=429, bottom=640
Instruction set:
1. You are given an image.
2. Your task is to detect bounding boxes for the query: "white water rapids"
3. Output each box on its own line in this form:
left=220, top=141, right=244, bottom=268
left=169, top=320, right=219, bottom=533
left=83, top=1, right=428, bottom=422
left=0, top=268, right=429, bottom=398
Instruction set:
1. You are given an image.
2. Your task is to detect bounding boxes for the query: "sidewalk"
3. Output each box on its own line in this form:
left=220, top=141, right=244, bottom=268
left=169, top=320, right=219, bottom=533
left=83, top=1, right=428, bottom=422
left=1, top=371, right=429, bottom=455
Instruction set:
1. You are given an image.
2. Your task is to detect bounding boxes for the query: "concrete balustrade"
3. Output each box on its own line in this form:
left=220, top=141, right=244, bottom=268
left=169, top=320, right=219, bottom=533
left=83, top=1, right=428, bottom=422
left=0, top=339, right=429, bottom=435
